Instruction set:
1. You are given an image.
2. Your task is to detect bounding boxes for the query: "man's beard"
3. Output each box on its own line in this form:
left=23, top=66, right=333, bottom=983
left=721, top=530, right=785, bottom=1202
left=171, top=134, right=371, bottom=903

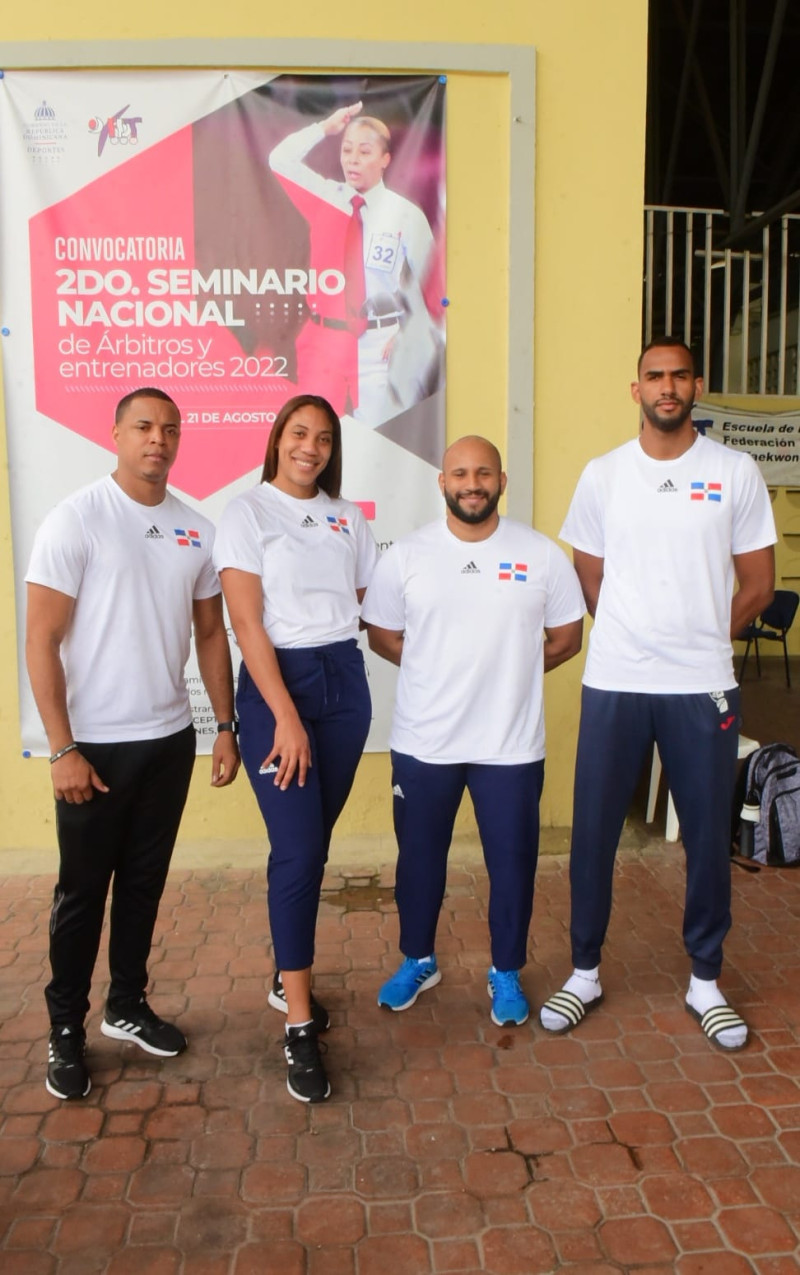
left=444, top=487, right=501, bottom=524
left=641, top=398, right=694, bottom=433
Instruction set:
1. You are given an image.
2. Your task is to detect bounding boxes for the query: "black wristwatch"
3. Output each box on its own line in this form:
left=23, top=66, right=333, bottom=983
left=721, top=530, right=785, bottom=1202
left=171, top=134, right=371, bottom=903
left=216, top=720, right=239, bottom=736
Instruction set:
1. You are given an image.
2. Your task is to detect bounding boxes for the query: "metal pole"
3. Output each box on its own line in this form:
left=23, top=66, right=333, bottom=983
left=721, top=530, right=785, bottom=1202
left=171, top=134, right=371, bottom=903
left=732, top=0, right=790, bottom=231
left=729, top=0, right=746, bottom=222
left=703, top=213, right=713, bottom=383
left=666, top=209, right=675, bottom=332
left=662, top=0, right=704, bottom=204
left=741, top=248, right=750, bottom=393
left=645, top=208, right=655, bottom=346
left=759, top=225, right=769, bottom=394
left=722, top=184, right=800, bottom=249
left=779, top=216, right=788, bottom=394
left=723, top=247, right=732, bottom=393
left=673, top=0, right=731, bottom=206
left=796, top=245, right=800, bottom=395
left=685, top=213, right=694, bottom=342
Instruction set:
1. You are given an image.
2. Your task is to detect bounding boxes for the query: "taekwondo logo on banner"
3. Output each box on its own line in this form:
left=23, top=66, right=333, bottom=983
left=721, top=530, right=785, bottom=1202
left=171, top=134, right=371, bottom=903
left=692, top=404, right=800, bottom=486
left=0, top=70, right=447, bottom=754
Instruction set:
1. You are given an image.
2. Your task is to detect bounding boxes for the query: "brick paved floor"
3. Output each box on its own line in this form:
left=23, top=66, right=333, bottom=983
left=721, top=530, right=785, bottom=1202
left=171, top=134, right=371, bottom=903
left=1, top=843, right=799, bottom=1273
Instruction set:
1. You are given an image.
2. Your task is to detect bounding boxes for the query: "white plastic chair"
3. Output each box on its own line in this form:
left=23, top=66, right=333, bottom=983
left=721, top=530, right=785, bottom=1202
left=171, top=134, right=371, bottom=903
left=646, top=735, right=760, bottom=842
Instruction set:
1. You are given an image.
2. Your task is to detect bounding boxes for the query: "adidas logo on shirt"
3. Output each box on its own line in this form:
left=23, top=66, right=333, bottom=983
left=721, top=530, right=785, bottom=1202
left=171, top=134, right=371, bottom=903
left=300, top=515, right=317, bottom=528
left=657, top=479, right=678, bottom=493
left=392, top=784, right=405, bottom=799
left=461, top=561, right=480, bottom=574
left=145, top=525, right=164, bottom=539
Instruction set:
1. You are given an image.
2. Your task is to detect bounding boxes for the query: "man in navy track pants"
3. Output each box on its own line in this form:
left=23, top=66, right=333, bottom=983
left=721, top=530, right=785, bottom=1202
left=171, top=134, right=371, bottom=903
left=539, top=337, right=776, bottom=1052
left=363, top=435, right=585, bottom=1028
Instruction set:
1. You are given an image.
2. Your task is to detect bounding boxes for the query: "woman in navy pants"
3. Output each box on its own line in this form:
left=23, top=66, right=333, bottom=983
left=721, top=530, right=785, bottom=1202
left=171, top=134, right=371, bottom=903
left=214, top=395, right=378, bottom=1102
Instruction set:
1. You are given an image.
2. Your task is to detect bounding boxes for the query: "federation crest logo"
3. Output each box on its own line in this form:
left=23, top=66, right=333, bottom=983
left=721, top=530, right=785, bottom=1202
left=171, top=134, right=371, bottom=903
left=690, top=482, right=722, bottom=502
left=174, top=528, right=202, bottom=548
left=22, top=100, right=68, bottom=165
left=326, top=516, right=350, bottom=535
left=498, top=562, right=527, bottom=582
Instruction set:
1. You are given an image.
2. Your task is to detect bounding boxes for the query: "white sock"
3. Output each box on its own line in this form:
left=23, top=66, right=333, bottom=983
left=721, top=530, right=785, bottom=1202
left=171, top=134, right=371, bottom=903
left=286, top=1019, right=313, bottom=1035
left=540, top=967, right=602, bottom=1031
left=686, top=976, right=747, bottom=1049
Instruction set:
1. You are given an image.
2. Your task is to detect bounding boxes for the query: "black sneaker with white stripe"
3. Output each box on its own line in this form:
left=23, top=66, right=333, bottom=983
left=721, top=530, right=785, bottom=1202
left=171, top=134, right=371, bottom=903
left=101, top=998, right=187, bottom=1057
left=46, top=1025, right=91, bottom=1100
left=268, top=971, right=331, bottom=1033
left=284, top=1023, right=330, bottom=1103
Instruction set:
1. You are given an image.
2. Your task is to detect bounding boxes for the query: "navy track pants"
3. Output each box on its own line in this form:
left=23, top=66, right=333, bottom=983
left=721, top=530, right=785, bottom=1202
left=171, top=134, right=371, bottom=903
left=390, top=751, right=545, bottom=971
left=569, top=686, right=740, bottom=979
left=236, top=639, right=371, bottom=971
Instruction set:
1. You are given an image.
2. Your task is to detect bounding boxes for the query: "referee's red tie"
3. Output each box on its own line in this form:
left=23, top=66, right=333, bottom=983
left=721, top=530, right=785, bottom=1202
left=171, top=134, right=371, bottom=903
left=344, top=194, right=368, bottom=336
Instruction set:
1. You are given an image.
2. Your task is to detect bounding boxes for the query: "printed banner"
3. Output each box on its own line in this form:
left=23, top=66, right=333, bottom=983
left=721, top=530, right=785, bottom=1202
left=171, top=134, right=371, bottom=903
left=693, top=403, right=800, bottom=485
left=1, top=71, right=447, bottom=753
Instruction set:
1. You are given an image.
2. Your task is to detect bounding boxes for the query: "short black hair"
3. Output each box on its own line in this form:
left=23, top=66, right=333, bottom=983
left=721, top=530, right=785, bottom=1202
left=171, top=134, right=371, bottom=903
left=638, top=336, right=697, bottom=377
left=115, top=387, right=179, bottom=423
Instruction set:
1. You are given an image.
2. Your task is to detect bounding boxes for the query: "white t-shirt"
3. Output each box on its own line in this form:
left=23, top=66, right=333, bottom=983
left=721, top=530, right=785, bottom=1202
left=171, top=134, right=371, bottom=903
left=560, top=433, right=777, bottom=693
left=213, top=483, right=379, bottom=648
left=361, top=517, right=586, bottom=764
left=26, top=475, right=220, bottom=742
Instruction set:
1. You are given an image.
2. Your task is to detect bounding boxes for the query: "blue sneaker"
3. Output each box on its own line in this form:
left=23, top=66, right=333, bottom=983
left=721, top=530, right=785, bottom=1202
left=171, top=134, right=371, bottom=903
left=488, top=967, right=529, bottom=1027
left=378, top=956, right=441, bottom=1011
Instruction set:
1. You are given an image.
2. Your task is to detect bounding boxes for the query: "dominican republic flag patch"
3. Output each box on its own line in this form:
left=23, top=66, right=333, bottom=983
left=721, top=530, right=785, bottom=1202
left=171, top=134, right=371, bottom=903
left=326, top=516, right=350, bottom=535
left=499, top=562, right=528, bottom=582
left=174, top=528, right=202, bottom=547
left=690, top=482, right=722, bottom=502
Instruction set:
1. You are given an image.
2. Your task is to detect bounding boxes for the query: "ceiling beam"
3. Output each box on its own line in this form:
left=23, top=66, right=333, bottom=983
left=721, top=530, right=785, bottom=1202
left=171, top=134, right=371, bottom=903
left=731, top=0, right=788, bottom=229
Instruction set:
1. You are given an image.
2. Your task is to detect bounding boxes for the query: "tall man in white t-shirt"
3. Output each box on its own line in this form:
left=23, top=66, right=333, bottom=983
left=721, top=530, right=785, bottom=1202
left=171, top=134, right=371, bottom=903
left=539, top=337, right=776, bottom=1052
left=269, top=100, right=440, bottom=426
left=362, top=436, right=585, bottom=1026
left=25, top=388, right=240, bottom=1100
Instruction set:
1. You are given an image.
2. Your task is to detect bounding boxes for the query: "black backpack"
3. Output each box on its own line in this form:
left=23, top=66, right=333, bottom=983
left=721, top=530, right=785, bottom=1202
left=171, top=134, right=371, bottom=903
left=733, top=743, right=800, bottom=867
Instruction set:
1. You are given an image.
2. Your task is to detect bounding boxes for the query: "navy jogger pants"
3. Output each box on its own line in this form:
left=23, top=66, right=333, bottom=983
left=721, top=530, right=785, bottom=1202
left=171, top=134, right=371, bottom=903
left=569, top=686, right=740, bottom=979
left=390, top=751, right=545, bottom=972
left=236, top=639, right=371, bottom=971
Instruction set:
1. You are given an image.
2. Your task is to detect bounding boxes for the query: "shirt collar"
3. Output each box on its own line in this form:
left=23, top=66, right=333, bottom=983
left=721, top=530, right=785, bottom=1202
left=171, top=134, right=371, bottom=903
left=357, top=181, right=386, bottom=210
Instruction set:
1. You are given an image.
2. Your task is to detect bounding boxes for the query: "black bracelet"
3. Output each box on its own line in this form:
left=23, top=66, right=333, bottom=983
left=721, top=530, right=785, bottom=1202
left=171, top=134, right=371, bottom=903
left=216, top=721, right=239, bottom=736
left=50, top=743, right=79, bottom=765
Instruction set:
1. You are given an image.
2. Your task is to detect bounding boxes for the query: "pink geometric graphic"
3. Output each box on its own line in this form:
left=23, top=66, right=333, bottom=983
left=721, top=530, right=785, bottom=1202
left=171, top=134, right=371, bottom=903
left=30, top=128, right=297, bottom=499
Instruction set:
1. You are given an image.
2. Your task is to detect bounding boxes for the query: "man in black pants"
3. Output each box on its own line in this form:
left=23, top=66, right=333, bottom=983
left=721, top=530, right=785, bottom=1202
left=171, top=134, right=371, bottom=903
left=26, top=387, right=240, bottom=1099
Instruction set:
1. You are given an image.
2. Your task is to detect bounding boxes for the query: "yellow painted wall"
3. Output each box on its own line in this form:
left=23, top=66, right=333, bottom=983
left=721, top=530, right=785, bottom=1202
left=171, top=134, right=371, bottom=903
left=0, top=1, right=649, bottom=849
